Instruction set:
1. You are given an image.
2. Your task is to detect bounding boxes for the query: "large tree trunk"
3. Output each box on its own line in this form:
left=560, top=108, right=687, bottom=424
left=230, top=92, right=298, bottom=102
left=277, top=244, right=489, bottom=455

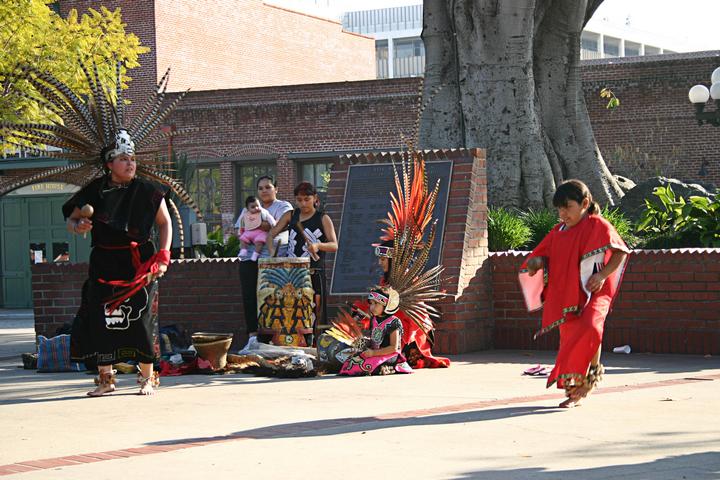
left=420, top=0, right=623, bottom=208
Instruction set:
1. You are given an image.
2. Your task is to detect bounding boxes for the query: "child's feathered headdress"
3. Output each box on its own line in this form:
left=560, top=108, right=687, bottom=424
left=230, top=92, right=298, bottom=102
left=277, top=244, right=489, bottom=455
left=382, top=151, right=446, bottom=333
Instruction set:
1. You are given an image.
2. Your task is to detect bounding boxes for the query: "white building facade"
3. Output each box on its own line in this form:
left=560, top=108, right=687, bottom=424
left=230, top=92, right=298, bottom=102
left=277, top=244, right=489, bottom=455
left=342, top=5, right=686, bottom=79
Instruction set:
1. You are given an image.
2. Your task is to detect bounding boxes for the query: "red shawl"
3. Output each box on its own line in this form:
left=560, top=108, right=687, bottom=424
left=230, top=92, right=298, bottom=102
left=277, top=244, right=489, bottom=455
left=518, top=214, right=630, bottom=337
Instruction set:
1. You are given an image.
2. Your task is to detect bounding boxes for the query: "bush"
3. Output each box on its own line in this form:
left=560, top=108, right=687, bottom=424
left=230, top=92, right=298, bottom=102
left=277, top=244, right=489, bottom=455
left=488, top=207, right=531, bottom=251
left=195, top=226, right=240, bottom=257
left=636, top=185, right=720, bottom=248
left=520, top=208, right=558, bottom=249
left=601, top=206, right=638, bottom=247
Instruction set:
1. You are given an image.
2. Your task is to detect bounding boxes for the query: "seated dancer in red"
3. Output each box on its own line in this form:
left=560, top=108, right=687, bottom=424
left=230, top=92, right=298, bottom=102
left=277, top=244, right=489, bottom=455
left=0, top=60, right=199, bottom=396
left=352, top=240, right=450, bottom=368
left=519, top=180, right=630, bottom=408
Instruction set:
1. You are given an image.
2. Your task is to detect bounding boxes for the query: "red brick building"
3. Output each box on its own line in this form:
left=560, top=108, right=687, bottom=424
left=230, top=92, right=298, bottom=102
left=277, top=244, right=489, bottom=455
left=57, top=0, right=375, bottom=98
left=163, top=52, right=720, bottom=231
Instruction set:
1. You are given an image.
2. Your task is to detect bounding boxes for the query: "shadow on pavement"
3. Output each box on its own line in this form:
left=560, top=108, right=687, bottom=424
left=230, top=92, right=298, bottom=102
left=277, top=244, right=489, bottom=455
left=451, top=451, right=720, bottom=480
left=146, top=405, right=559, bottom=446
left=456, top=350, right=720, bottom=376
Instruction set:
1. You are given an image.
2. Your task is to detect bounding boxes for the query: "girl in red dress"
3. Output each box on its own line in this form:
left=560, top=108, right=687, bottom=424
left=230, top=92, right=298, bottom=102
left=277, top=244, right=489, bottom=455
left=519, top=180, right=630, bottom=408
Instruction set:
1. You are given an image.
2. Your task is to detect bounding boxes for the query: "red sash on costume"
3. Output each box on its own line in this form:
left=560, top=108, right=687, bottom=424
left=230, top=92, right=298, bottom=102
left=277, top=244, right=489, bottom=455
left=97, top=243, right=170, bottom=313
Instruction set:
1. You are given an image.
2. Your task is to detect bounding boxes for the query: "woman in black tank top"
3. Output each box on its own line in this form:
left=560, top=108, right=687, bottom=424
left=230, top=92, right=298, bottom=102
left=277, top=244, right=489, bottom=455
left=267, top=182, right=338, bottom=343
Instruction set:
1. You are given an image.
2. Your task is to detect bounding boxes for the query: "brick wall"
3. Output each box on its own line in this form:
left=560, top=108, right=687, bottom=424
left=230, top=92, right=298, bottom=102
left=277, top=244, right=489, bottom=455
left=154, top=0, right=375, bottom=91
left=31, top=263, right=86, bottom=337
left=167, top=77, right=420, bottom=218
left=491, top=249, right=720, bottom=355
left=32, top=259, right=250, bottom=348
left=33, top=248, right=719, bottom=355
left=582, top=52, right=720, bottom=187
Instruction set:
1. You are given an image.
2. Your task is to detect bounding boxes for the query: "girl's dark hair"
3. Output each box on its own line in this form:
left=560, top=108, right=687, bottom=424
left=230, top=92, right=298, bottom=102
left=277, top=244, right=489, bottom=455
left=294, top=181, right=317, bottom=197
left=256, top=175, right=276, bottom=188
left=245, top=195, right=259, bottom=207
left=552, top=179, right=600, bottom=214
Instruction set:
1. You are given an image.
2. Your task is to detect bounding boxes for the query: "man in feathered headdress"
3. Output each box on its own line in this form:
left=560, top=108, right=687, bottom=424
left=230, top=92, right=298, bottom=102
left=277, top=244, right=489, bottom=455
left=0, top=60, right=199, bottom=396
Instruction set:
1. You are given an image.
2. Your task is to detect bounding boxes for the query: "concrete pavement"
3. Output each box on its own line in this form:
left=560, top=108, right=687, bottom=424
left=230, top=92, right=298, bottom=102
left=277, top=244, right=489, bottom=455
left=0, top=312, right=718, bottom=479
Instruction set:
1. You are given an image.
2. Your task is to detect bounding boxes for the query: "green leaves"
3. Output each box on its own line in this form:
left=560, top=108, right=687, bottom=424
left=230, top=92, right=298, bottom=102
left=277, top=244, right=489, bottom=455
left=0, top=1, right=148, bottom=140
left=520, top=208, right=559, bottom=249
left=636, top=185, right=720, bottom=248
left=600, top=87, right=620, bottom=110
left=601, top=206, right=636, bottom=246
left=488, top=185, right=718, bottom=251
left=195, top=226, right=241, bottom=258
left=488, top=206, right=635, bottom=252
left=488, top=207, right=532, bottom=252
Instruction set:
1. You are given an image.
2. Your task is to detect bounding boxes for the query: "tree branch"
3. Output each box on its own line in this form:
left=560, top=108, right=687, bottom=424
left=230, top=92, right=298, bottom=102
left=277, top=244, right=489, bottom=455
left=583, top=0, right=604, bottom=27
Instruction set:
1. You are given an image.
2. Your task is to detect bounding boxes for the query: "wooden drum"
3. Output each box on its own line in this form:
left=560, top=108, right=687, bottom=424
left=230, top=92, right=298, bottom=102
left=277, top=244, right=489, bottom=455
left=257, top=257, right=315, bottom=347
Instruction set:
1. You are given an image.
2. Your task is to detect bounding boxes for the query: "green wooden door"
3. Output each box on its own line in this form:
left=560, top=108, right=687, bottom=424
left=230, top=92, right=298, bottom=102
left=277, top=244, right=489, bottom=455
left=1, top=195, right=90, bottom=307
left=1, top=198, right=29, bottom=307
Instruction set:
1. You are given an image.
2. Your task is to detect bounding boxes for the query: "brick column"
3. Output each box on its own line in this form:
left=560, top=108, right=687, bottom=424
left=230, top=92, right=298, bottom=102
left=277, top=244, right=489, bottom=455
left=325, top=149, right=491, bottom=355
left=275, top=154, right=296, bottom=203
left=434, top=149, right=493, bottom=353
left=219, top=160, right=235, bottom=235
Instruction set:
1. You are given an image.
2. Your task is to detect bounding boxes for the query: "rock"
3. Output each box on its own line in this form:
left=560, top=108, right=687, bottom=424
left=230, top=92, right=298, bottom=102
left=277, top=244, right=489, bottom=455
left=613, top=175, right=636, bottom=194
left=616, top=177, right=717, bottom=223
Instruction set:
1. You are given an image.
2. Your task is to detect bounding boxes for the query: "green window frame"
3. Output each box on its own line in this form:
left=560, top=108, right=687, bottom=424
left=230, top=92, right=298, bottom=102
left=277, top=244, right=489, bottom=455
left=187, top=164, right=223, bottom=231
left=297, top=160, right=333, bottom=203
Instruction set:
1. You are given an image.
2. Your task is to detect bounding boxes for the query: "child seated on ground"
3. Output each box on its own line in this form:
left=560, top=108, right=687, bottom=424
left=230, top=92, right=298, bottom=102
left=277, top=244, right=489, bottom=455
left=339, top=286, right=413, bottom=376
left=237, top=196, right=276, bottom=261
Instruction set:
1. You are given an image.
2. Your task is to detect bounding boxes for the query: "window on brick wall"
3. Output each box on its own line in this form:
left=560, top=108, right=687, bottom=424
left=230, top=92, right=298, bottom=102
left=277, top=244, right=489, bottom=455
left=297, top=160, right=333, bottom=206
left=235, top=162, right=277, bottom=219
left=393, top=37, right=425, bottom=78
left=376, top=40, right=389, bottom=79
left=188, top=164, right=222, bottom=232
left=580, top=32, right=601, bottom=60
left=625, top=41, right=641, bottom=57
left=603, top=36, right=620, bottom=57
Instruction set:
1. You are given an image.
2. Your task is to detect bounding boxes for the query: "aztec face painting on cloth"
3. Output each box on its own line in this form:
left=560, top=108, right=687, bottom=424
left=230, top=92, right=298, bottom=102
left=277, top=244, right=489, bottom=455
left=257, top=258, right=315, bottom=346
left=103, top=286, right=148, bottom=331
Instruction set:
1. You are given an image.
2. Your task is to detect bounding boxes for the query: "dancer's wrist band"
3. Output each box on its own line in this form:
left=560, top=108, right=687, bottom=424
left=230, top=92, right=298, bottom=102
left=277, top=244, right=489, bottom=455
left=157, top=249, right=171, bottom=266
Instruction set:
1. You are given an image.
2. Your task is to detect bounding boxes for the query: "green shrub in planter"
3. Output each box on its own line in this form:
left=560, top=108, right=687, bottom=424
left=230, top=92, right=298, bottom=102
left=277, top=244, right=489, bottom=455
left=636, top=185, right=720, bottom=248
left=520, top=208, right=558, bottom=249
left=488, top=207, right=531, bottom=251
left=601, top=206, right=638, bottom=247
left=195, top=226, right=240, bottom=257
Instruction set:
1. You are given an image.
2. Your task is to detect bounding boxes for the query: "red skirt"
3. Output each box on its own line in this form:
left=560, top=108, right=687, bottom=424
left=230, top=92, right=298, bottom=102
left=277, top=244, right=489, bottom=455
left=547, top=292, right=611, bottom=389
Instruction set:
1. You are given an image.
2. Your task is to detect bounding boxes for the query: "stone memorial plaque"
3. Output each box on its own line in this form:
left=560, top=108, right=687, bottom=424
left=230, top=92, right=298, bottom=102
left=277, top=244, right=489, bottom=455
left=330, top=160, right=452, bottom=295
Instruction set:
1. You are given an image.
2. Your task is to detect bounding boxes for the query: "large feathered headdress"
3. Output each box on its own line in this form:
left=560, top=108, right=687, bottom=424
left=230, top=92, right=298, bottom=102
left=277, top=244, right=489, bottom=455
left=382, top=151, right=446, bottom=333
left=0, top=59, right=200, bottom=219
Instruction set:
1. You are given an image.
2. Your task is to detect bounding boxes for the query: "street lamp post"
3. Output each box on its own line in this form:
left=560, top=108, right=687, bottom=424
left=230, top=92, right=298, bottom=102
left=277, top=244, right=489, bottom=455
left=688, top=66, right=720, bottom=126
